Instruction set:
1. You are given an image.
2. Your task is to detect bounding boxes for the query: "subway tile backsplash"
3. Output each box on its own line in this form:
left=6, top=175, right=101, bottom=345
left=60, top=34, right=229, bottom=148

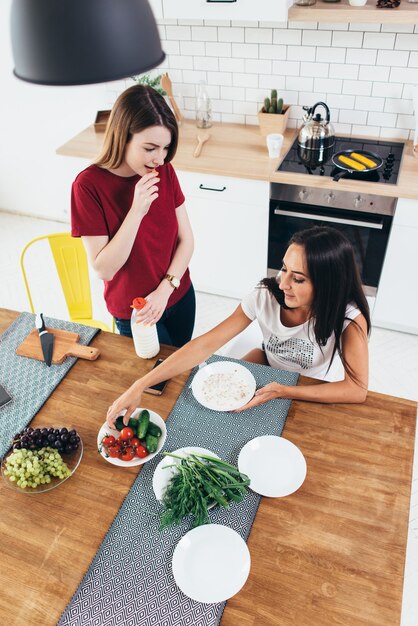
left=108, top=20, right=418, bottom=141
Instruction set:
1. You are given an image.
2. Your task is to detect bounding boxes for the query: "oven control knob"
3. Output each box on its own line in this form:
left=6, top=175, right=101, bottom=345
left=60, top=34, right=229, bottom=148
left=354, top=195, right=363, bottom=209
left=326, top=192, right=335, bottom=205
left=298, top=189, right=308, bottom=201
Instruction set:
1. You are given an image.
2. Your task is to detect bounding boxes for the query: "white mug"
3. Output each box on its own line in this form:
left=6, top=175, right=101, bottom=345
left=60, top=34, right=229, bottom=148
left=266, top=133, right=284, bottom=158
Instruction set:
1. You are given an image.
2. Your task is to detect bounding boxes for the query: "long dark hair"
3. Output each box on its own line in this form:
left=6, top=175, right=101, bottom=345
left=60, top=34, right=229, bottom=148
left=260, top=226, right=370, bottom=380
left=94, top=84, right=178, bottom=169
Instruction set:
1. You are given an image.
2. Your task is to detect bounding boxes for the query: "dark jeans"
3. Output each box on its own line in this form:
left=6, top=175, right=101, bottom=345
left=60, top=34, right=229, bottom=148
left=114, top=284, right=196, bottom=348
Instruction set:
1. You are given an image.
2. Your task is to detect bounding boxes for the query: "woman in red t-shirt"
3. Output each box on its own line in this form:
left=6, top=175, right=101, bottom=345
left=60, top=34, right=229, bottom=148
left=71, top=85, right=195, bottom=347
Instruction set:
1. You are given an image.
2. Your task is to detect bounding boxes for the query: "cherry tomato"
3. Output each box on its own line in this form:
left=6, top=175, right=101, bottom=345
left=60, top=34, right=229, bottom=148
left=130, top=437, right=141, bottom=448
left=119, top=427, right=134, bottom=441
left=108, top=444, right=122, bottom=458
left=135, top=444, right=148, bottom=458
left=102, top=435, right=116, bottom=447
left=121, top=446, right=136, bottom=462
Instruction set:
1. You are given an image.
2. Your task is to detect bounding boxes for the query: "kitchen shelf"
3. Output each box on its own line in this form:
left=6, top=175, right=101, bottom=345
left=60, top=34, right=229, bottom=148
left=288, top=0, right=418, bottom=24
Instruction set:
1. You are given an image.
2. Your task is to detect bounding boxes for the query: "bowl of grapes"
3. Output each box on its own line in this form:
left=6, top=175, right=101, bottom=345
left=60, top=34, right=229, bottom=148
left=1, top=425, right=83, bottom=493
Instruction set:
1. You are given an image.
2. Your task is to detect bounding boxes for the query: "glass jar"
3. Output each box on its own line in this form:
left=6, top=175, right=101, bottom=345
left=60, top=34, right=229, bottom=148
left=295, top=0, right=316, bottom=4
left=196, top=80, right=212, bottom=129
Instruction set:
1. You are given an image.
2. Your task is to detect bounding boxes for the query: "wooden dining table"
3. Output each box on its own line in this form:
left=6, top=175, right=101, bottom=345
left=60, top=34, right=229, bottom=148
left=0, top=307, right=416, bottom=626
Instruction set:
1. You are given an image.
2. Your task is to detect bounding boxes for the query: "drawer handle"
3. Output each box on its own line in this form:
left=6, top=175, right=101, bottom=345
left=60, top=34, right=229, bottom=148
left=206, top=0, right=237, bottom=3
left=199, top=184, right=227, bottom=192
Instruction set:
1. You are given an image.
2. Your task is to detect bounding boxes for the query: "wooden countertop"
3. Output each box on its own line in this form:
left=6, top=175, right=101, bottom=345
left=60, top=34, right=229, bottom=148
left=57, top=119, right=418, bottom=200
left=0, top=308, right=417, bottom=626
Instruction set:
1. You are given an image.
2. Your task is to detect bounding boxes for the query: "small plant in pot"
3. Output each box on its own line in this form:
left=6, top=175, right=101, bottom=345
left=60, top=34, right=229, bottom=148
left=130, top=73, right=166, bottom=96
left=258, top=89, right=291, bottom=136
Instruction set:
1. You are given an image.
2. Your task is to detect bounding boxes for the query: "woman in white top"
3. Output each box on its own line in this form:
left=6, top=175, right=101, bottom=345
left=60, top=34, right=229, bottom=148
left=107, top=226, right=370, bottom=427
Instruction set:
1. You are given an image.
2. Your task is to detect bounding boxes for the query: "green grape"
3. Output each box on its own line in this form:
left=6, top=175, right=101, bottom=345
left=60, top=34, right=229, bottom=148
left=4, top=447, right=71, bottom=489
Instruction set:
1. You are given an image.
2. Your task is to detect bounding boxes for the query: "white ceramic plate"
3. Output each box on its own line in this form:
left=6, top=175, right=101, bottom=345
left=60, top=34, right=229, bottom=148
left=97, top=408, right=167, bottom=467
left=152, top=446, right=220, bottom=502
left=191, top=361, right=256, bottom=411
left=238, top=435, right=307, bottom=497
left=172, top=524, right=251, bottom=603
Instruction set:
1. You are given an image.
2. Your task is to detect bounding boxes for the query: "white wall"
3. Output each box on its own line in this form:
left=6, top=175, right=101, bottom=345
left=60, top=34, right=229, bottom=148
left=0, top=0, right=114, bottom=221
left=152, top=18, right=418, bottom=139
left=1, top=1, right=417, bottom=222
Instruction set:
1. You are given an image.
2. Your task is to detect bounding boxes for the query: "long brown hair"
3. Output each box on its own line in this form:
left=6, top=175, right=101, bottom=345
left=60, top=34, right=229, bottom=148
left=94, top=85, right=178, bottom=169
left=260, top=226, right=371, bottom=381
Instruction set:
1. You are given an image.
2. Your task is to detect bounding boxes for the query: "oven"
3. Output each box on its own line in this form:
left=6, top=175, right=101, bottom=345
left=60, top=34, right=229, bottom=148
left=268, top=183, right=396, bottom=299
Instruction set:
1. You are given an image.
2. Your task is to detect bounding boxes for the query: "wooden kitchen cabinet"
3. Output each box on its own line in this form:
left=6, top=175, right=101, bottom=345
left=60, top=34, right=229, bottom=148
left=178, top=170, right=269, bottom=299
left=288, top=0, right=418, bottom=24
left=162, top=0, right=290, bottom=22
left=372, top=198, right=418, bottom=335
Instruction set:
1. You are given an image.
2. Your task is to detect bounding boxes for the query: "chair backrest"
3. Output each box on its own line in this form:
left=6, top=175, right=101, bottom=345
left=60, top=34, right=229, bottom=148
left=20, top=233, right=93, bottom=321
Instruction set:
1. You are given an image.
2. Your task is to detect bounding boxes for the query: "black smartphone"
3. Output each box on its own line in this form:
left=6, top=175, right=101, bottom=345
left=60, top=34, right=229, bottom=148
left=144, top=358, right=169, bottom=396
left=0, top=384, right=12, bottom=409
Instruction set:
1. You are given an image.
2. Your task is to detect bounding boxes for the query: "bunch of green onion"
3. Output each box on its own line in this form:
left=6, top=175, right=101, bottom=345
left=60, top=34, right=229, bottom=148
left=160, top=452, right=251, bottom=529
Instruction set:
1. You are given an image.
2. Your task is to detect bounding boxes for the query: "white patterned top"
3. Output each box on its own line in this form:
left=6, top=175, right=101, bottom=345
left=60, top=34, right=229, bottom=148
left=241, top=287, right=361, bottom=382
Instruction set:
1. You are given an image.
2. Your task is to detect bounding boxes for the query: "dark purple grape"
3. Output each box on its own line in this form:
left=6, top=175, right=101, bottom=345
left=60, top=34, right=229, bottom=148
left=21, top=436, right=29, bottom=446
left=48, top=427, right=54, bottom=434
left=69, top=430, right=76, bottom=437
left=54, top=429, right=60, bottom=436
left=60, top=433, right=69, bottom=443
left=60, top=428, right=68, bottom=435
left=41, top=428, right=48, bottom=435
left=75, top=436, right=80, bottom=443
left=55, top=440, right=63, bottom=450
left=64, top=445, right=73, bottom=454
left=13, top=442, right=22, bottom=449
left=29, top=443, right=37, bottom=450
left=26, top=427, right=33, bottom=434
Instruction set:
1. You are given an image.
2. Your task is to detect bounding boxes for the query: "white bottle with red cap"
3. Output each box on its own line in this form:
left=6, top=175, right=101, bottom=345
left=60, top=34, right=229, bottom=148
left=130, top=297, right=160, bottom=359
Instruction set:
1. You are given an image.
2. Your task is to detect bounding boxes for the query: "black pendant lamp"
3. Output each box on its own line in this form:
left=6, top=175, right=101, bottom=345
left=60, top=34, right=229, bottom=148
left=11, top=0, right=166, bottom=86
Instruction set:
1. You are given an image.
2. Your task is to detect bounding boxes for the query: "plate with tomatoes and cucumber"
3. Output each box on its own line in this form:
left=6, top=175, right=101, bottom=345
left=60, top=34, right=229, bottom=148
left=97, top=408, right=167, bottom=466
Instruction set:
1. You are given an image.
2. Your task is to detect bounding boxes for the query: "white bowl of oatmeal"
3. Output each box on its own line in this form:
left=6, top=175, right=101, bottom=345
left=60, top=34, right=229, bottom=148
left=191, top=361, right=256, bottom=411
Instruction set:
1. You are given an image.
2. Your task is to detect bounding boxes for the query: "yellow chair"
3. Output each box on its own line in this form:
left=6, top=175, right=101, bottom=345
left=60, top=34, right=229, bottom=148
left=20, top=233, right=113, bottom=332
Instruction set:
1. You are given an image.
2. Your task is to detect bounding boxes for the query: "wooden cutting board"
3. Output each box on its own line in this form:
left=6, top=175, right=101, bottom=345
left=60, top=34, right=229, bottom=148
left=16, top=327, right=100, bottom=364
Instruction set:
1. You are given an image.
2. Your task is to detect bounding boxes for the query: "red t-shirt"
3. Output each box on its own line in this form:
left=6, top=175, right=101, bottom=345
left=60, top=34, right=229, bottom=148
left=71, top=163, right=191, bottom=319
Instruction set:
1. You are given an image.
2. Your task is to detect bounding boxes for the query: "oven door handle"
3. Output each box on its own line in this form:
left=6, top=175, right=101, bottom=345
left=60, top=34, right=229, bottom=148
left=273, top=209, right=384, bottom=230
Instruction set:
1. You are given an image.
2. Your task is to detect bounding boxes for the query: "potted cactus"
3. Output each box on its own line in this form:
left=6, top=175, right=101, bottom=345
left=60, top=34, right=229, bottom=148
left=258, top=89, right=291, bottom=136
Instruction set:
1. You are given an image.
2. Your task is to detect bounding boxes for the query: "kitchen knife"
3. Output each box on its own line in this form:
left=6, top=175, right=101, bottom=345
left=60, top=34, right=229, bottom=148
left=35, top=313, right=54, bottom=366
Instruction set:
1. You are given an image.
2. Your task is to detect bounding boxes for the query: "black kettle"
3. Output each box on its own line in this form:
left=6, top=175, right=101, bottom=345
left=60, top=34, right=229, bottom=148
left=297, top=101, right=335, bottom=169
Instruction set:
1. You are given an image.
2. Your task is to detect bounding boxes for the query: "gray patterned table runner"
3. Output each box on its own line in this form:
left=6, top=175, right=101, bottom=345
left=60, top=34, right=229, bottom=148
left=0, top=312, right=100, bottom=459
left=58, top=355, right=299, bottom=626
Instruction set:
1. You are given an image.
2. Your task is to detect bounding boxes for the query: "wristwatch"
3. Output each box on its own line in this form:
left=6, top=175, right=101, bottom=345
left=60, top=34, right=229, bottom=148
left=165, top=274, right=180, bottom=289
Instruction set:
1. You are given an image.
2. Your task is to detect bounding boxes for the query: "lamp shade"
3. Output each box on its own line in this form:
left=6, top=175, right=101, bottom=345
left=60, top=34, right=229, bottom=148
left=11, top=0, right=166, bottom=86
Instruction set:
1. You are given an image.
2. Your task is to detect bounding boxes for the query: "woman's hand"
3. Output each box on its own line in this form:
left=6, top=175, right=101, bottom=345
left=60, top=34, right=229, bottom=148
left=234, top=382, right=289, bottom=412
left=131, top=170, right=160, bottom=217
left=106, top=381, right=144, bottom=428
left=135, top=281, right=172, bottom=326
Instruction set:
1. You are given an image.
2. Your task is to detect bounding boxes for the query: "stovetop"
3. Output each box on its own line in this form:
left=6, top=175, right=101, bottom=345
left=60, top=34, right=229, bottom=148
left=278, top=136, right=404, bottom=185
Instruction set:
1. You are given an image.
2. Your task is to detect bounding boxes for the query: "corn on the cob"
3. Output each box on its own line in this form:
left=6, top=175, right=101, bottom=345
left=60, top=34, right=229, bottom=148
left=350, top=152, right=377, bottom=168
left=338, top=155, right=366, bottom=171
